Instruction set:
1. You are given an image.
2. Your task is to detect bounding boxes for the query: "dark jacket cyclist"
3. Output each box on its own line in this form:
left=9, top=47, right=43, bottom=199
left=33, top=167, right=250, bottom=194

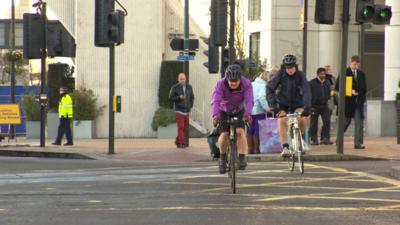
left=267, top=54, right=311, bottom=157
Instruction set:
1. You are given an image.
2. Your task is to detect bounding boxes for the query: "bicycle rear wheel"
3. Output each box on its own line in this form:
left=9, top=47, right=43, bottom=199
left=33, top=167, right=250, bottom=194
left=230, top=139, right=236, bottom=193
left=294, top=128, right=304, bottom=174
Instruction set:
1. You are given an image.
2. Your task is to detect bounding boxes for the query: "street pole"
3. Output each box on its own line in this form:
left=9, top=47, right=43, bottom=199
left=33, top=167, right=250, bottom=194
left=336, top=0, right=350, bottom=154
left=302, top=0, right=308, bottom=74
left=9, top=0, right=16, bottom=140
left=40, top=1, right=47, bottom=147
left=107, top=1, right=116, bottom=154
left=229, top=0, right=235, bottom=63
left=183, top=0, right=190, bottom=147
left=360, top=23, right=365, bottom=71
left=108, top=44, right=115, bottom=154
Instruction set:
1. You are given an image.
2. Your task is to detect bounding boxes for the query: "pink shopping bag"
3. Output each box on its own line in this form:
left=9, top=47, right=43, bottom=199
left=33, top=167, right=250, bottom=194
left=258, top=118, right=282, bottom=153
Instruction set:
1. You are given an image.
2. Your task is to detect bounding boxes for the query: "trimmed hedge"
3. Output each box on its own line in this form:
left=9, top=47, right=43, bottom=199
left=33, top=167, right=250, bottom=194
left=158, top=61, right=183, bottom=109
left=47, top=63, right=75, bottom=112
left=151, top=107, right=176, bottom=131
left=21, top=93, right=41, bottom=121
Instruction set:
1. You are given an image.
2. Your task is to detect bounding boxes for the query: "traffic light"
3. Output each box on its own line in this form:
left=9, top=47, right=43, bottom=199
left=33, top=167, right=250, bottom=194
left=210, top=0, right=227, bottom=46
left=314, top=0, right=335, bottom=25
left=23, top=13, right=44, bottom=59
left=94, top=0, right=125, bottom=47
left=356, top=0, right=392, bottom=24
left=108, top=10, right=125, bottom=45
left=356, top=0, right=374, bottom=23
left=221, top=48, right=229, bottom=75
left=372, top=5, right=392, bottom=25
left=202, top=38, right=219, bottom=74
left=47, top=21, right=76, bottom=57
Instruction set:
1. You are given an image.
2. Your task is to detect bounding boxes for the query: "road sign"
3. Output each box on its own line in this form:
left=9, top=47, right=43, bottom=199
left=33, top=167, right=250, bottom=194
left=248, top=61, right=257, bottom=68
left=0, top=104, right=21, bottom=124
left=170, top=38, right=199, bottom=51
left=176, top=55, right=194, bottom=61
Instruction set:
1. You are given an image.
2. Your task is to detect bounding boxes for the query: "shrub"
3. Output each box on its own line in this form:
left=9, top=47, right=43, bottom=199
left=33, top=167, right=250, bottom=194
left=158, top=61, right=183, bottom=109
left=151, top=107, right=176, bottom=131
left=70, top=86, right=105, bottom=121
left=21, top=93, right=41, bottom=121
left=397, top=80, right=400, bottom=101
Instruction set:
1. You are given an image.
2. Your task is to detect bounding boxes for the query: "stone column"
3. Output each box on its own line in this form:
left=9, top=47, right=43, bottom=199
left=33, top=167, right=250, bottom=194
left=384, top=0, right=400, bottom=100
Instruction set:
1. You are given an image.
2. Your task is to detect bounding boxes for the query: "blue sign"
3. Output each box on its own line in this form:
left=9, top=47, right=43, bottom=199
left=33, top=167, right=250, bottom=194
left=248, top=61, right=257, bottom=68
left=177, top=55, right=195, bottom=61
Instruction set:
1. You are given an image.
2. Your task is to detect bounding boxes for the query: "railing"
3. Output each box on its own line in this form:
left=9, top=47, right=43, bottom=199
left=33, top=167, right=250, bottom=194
left=190, top=101, right=208, bottom=134
left=366, top=84, right=383, bottom=99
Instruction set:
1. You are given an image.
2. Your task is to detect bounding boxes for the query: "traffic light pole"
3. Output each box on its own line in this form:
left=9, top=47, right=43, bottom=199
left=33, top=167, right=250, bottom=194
left=40, top=2, right=47, bottom=147
left=9, top=0, right=16, bottom=140
left=302, top=0, right=308, bottom=74
left=183, top=0, right=190, bottom=147
left=229, top=0, right=235, bottom=63
left=337, top=0, right=350, bottom=154
left=360, top=23, right=365, bottom=71
left=108, top=44, right=115, bottom=154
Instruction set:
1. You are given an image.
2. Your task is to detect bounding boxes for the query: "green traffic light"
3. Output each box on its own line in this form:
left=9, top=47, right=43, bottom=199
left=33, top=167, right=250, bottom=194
left=379, top=9, right=389, bottom=19
left=361, top=7, right=373, bottom=19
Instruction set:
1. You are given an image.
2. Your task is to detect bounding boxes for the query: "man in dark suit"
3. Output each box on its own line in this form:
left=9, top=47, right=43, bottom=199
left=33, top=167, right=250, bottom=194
left=335, top=56, right=367, bottom=149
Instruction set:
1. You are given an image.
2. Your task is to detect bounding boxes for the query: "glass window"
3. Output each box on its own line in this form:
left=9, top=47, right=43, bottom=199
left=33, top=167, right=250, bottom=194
left=0, top=23, right=7, bottom=48
left=248, top=0, right=261, bottom=21
left=249, top=32, right=260, bottom=60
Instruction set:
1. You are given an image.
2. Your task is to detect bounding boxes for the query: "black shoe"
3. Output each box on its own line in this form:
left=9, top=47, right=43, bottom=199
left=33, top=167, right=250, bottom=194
left=64, top=142, right=73, bottom=146
left=219, top=159, right=227, bottom=174
left=51, top=142, right=61, bottom=146
left=238, top=158, right=247, bottom=170
left=212, top=153, right=220, bottom=159
left=354, top=144, right=365, bottom=149
left=321, top=138, right=334, bottom=145
left=310, top=140, right=319, bottom=145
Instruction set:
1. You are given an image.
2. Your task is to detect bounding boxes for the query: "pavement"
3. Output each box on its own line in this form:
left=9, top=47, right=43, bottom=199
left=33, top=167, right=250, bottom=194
left=0, top=136, right=398, bottom=162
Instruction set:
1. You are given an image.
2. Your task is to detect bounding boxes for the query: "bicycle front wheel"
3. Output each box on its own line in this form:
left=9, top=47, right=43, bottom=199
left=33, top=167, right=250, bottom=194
left=230, top=139, right=236, bottom=193
left=287, top=149, right=295, bottom=171
left=294, top=128, right=304, bottom=174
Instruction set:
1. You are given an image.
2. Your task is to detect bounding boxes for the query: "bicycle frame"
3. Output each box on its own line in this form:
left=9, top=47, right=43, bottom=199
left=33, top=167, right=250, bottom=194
left=284, top=112, right=305, bottom=174
left=226, top=114, right=240, bottom=193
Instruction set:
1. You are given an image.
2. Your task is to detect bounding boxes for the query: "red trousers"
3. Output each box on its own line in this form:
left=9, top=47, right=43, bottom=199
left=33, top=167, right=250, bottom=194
left=175, top=113, right=189, bottom=146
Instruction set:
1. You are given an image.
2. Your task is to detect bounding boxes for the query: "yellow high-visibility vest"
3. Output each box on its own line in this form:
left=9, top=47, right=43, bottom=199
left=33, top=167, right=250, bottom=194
left=59, top=94, right=73, bottom=118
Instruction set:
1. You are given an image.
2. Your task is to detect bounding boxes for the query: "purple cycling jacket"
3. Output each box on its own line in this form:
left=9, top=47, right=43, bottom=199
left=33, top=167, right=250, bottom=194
left=211, top=76, right=254, bottom=118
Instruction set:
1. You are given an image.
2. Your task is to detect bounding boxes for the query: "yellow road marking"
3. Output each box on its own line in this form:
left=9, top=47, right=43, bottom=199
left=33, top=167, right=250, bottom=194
left=88, top=200, right=103, bottom=203
left=70, top=205, right=400, bottom=212
left=257, top=195, right=400, bottom=203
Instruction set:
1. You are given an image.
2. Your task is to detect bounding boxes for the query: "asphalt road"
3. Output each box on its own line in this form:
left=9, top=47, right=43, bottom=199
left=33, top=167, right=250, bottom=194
left=0, top=157, right=399, bottom=225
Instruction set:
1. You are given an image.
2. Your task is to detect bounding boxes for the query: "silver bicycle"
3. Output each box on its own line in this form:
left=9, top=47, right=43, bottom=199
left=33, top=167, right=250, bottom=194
left=284, top=112, right=305, bottom=174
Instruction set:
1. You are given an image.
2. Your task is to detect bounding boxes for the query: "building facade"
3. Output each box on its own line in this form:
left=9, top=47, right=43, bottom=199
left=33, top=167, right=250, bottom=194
left=3, top=0, right=399, bottom=137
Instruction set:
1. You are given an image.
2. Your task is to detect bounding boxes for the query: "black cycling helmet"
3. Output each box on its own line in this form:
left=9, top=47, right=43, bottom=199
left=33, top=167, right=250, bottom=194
left=282, top=54, right=297, bottom=68
left=225, top=64, right=242, bottom=81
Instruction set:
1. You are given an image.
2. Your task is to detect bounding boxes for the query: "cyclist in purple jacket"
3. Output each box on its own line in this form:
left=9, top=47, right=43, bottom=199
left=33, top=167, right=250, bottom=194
left=211, top=64, right=254, bottom=174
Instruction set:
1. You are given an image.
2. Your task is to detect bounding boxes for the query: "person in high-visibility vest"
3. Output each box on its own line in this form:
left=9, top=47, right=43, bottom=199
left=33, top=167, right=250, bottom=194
left=52, top=87, right=73, bottom=146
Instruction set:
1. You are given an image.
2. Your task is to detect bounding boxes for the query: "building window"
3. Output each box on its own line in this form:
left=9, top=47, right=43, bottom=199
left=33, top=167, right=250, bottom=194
left=248, top=0, right=261, bottom=21
left=249, top=32, right=260, bottom=60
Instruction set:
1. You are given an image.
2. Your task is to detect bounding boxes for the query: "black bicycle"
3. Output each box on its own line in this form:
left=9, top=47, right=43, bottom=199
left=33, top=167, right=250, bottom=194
left=226, top=113, right=240, bottom=194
